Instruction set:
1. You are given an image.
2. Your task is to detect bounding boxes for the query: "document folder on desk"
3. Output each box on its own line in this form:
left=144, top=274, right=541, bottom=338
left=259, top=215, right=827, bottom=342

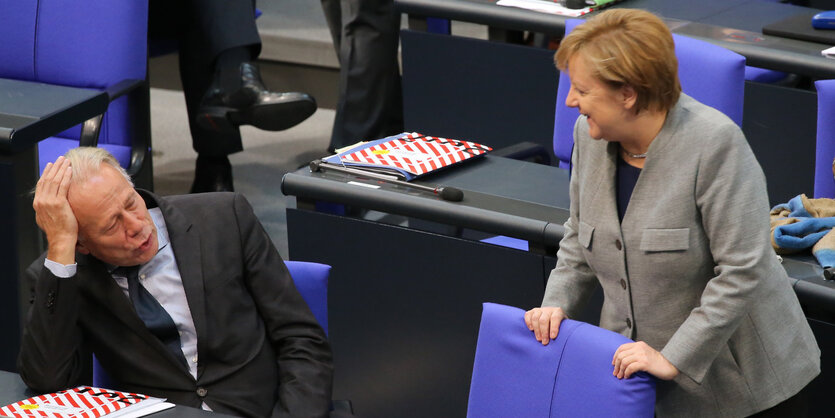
left=323, top=132, right=492, bottom=181
left=0, top=386, right=172, bottom=418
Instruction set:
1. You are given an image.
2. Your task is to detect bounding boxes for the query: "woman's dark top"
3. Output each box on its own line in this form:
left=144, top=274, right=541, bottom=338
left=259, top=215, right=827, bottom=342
left=616, top=155, right=642, bottom=222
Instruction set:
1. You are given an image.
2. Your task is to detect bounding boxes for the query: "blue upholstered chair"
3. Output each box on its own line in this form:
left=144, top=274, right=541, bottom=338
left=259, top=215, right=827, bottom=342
left=0, top=1, right=151, bottom=182
left=745, top=66, right=791, bottom=84
left=284, top=260, right=331, bottom=335
left=814, top=80, right=835, bottom=198
left=467, top=303, right=656, bottom=417
left=553, top=19, right=746, bottom=169
left=93, top=260, right=332, bottom=387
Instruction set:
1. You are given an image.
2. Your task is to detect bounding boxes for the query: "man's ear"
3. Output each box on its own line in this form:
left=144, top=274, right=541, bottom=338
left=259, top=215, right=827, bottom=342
left=76, top=241, right=90, bottom=255
left=620, top=85, right=638, bottom=110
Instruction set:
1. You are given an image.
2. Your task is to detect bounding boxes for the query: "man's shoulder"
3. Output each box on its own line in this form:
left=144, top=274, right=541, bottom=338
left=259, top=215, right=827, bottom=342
left=164, top=191, right=238, bottom=203
left=156, top=192, right=246, bottom=224
left=160, top=191, right=245, bottom=211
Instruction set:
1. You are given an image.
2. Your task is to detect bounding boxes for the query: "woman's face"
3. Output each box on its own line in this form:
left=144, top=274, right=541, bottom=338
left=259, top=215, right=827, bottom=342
left=565, top=55, right=632, bottom=141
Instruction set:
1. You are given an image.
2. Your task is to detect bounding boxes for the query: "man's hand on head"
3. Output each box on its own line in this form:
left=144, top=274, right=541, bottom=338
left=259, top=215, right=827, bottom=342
left=33, top=156, right=78, bottom=265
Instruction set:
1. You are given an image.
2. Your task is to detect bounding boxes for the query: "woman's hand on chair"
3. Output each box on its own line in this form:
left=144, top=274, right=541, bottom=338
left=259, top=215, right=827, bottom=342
left=612, top=341, right=679, bottom=380
left=524, top=307, right=566, bottom=346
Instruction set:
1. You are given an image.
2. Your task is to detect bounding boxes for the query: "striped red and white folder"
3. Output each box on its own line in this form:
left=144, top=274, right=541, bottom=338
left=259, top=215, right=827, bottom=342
left=323, top=132, right=492, bottom=181
left=0, top=386, right=171, bottom=418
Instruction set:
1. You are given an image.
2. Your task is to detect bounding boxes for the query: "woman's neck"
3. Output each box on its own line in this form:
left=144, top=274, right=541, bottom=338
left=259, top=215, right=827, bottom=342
left=618, top=109, right=667, bottom=156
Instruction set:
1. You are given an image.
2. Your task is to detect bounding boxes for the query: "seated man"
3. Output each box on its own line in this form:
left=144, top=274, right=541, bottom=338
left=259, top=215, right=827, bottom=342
left=19, top=148, right=332, bottom=417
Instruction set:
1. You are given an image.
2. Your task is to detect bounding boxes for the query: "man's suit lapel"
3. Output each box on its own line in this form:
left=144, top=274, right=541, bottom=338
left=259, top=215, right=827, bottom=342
left=76, top=254, right=191, bottom=374
left=76, top=255, right=146, bottom=331
left=148, top=192, right=209, bottom=379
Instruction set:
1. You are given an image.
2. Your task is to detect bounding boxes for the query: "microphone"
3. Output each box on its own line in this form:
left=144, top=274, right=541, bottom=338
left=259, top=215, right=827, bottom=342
left=309, top=160, right=465, bottom=202
left=437, top=186, right=464, bottom=202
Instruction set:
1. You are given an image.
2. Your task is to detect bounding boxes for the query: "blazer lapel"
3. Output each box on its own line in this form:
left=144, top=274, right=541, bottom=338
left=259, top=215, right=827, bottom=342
left=150, top=192, right=209, bottom=379
left=583, top=141, right=620, bottom=226
left=620, top=97, right=686, bottom=226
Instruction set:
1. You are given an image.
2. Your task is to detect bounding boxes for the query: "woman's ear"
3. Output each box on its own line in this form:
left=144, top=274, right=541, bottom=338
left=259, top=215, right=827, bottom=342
left=620, top=85, right=637, bottom=110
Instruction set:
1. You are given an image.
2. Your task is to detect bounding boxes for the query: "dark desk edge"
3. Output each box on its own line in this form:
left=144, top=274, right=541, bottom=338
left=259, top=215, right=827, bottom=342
left=282, top=170, right=566, bottom=245
left=395, top=0, right=835, bottom=79
left=0, top=91, right=108, bottom=154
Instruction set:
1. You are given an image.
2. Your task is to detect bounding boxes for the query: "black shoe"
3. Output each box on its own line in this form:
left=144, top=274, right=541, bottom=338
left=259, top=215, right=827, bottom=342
left=196, top=63, right=317, bottom=135
left=190, top=156, right=234, bottom=193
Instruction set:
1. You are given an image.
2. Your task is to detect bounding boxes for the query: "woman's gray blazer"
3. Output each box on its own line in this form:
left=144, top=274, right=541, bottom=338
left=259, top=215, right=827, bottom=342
left=542, top=94, right=820, bottom=417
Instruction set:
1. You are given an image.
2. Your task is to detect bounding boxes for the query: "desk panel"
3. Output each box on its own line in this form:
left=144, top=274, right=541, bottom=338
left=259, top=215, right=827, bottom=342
left=288, top=208, right=555, bottom=418
left=401, top=30, right=558, bottom=162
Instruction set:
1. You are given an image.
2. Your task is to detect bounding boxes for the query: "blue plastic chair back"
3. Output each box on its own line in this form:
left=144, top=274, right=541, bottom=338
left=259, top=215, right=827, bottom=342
left=554, top=20, right=745, bottom=168
left=0, top=0, right=148, bottom=174
left=467, top=303, right=656, bottom=417
left=814, top=80, right=835, bottom=198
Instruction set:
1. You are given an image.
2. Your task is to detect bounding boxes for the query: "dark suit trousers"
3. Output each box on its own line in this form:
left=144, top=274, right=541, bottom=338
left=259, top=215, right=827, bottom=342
left=321, top=0, right=404, bottom=149
left=149, top=0, right=262, bottom=157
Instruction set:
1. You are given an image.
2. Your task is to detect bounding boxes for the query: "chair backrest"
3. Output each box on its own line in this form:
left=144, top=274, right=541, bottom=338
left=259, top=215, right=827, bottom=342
left=0, top=1, right=148, bottom=174
left=553, top=19, right=746, bottom=168
left=815, top=80, right=835, bottom=198
left=467, top=303, right=656, bottom=418
left=93, top=260, right=331, bottom=388
left=284, top=260, right=330, bottom=335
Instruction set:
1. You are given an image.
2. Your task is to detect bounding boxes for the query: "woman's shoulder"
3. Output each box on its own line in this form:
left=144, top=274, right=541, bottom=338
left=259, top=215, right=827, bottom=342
left=677, top=94, right=738, bottom=131
left=674, top=94, right=746, bottom=149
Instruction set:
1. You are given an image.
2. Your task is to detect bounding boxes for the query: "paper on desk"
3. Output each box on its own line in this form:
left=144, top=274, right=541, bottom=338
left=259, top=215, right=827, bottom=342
left=334, top=141, right=368, bottom=154
left=496, top=0, right=593, bottom=17
left=114, top=402, right=175, bottom=418
left=822, top=45, right=835, bottom=59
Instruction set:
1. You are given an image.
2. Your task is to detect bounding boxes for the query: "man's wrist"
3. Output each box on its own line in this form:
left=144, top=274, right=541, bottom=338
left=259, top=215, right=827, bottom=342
left=46, top=240, right=76, bottom=266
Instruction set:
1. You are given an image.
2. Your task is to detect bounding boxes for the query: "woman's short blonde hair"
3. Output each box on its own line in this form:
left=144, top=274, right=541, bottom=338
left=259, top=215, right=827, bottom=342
left=555, top=9, right=681, bottom=113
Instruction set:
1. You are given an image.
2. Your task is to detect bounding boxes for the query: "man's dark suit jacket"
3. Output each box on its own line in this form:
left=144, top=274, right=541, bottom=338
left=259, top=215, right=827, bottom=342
left=18, top=191, right=333, bottom=417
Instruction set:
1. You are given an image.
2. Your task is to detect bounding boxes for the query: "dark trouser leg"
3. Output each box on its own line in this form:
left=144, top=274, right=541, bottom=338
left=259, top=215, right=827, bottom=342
left=746, top=384, right=809, bottom=417
left=175, top=0, right=261, bottom=157
left=325, top=0, right=404, bottom=150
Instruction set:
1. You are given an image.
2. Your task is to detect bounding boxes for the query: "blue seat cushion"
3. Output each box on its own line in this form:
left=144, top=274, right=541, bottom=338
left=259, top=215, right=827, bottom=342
left=480, top=235, right=528, bottom=251
left=745, top=66, right=789, bottom=83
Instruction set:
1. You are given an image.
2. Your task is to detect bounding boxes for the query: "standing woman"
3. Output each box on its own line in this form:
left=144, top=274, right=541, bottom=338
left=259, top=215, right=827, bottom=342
left=524, top=9, right=819, bottom=417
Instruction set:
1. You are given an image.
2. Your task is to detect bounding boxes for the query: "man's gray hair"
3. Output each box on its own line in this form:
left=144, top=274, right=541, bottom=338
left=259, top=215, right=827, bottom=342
left=64, top=147, right=133, bottom=186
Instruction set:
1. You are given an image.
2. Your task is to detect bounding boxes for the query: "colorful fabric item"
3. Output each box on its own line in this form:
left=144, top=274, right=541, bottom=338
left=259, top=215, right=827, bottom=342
left=770, top=194, right=835, bottom=268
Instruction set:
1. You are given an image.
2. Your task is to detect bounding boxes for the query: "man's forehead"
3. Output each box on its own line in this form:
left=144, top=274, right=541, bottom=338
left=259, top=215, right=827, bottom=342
left=68, top=166, right=132, bottom=217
